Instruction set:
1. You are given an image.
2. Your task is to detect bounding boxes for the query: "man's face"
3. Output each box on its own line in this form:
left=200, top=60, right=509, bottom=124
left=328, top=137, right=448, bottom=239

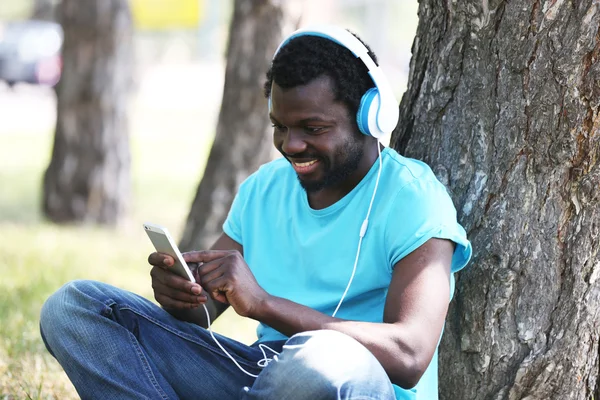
left=270, top=75, right=365, bottom=193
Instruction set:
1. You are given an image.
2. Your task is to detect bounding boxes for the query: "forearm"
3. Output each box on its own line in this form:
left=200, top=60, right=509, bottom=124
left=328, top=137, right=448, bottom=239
left=255, top=295, right=428, bottom=388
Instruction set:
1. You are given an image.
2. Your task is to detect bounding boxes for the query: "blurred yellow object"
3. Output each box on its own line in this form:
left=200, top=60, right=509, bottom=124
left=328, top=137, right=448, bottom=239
left=130, top=0, right=203, bottom=30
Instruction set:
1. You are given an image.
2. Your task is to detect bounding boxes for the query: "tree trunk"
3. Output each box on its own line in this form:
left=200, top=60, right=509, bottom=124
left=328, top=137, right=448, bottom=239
left=32, top=0, right=59, bottom=21
left=391, top=1, right=600, bottom=398
left=179, top=0, right=299, bottom=251
left=43, top=0, right=132, bottom=225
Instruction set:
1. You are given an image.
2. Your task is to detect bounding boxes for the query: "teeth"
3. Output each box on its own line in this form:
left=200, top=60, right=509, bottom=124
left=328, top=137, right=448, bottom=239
left=294, top=160, right=317, bottom=167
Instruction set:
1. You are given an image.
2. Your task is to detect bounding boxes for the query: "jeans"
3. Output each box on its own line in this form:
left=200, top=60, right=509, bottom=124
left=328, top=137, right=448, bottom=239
left=40, top=280, right=396, bottom=399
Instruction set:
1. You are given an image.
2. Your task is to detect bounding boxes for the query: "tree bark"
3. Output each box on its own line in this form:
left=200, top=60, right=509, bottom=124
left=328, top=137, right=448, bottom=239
left=179, top=0, right=299, bottom=251
left=43, top=0, right=132, bottom=225
left=391, top=1, right=600, bottom=398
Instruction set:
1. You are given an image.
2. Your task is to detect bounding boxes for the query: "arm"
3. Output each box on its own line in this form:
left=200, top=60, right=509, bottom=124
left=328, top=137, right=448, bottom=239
left=148, top=233, right=241, bottom=328
left=192, top=238, right=454, bottom=388
left=257, top=238, right=453, bottom=388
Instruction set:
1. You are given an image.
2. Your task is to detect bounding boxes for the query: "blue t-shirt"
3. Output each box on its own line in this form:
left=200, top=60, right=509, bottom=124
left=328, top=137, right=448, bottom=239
left=223, top=147, right=472, bottom=399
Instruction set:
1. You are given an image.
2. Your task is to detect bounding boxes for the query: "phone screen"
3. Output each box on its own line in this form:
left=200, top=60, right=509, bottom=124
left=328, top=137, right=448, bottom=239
left=144, top=223, right=196, bottom=283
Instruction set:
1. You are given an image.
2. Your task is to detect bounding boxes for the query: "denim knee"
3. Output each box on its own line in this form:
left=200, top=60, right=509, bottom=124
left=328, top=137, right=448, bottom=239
left=244, top=330, right=395, bottom=400
left=283, top=329, right=391, bottom=387
left=40, top=280, right=101, bottom=351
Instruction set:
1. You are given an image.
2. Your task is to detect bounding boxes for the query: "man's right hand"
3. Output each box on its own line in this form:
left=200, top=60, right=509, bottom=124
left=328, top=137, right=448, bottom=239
left=147, top=252, right=207, bottom=309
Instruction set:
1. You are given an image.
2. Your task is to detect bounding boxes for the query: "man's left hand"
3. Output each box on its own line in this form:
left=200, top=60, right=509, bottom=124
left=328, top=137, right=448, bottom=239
left=182, top=250, right=270, bottom=319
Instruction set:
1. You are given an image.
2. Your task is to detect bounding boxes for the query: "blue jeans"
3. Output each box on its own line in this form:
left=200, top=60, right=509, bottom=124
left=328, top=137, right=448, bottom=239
left=40, top=280, right=395, bottom=399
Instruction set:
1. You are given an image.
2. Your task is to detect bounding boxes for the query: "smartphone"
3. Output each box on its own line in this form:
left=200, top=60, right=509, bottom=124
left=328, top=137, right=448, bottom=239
left=143, top=222, right=196, bottom=283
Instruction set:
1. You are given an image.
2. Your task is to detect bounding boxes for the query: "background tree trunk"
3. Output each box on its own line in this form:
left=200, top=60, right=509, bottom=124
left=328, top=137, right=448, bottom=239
left=32, top=0, right=59, bottom=21
left=391, top=1, right=600, bottom=398
left=179, top=0, right=299, bottom=251
left=43, top=0, right=132, bottom=225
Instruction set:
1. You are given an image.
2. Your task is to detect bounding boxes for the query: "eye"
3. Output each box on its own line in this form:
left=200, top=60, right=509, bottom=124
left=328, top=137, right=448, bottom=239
left=304, top=126, right=325, bottom=134
left=271, top=123, right=286, bottom=133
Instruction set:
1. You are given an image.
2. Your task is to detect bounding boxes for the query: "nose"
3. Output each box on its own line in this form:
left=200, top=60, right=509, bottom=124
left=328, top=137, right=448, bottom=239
left=280, top=128, right=307, bottom=155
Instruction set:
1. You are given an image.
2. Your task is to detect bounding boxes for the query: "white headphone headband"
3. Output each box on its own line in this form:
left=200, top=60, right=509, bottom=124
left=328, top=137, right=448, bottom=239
left=273, top=25, right=399, bottom=135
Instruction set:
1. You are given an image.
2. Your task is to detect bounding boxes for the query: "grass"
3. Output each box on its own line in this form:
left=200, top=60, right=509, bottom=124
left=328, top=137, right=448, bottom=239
left=0, top=87, right=258, bottom=399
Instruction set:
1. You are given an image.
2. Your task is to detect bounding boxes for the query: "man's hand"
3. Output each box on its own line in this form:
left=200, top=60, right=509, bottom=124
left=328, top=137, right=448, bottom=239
left=147, top=252, right=207, bottom=310
left=183, top=250, right=270, bottom=319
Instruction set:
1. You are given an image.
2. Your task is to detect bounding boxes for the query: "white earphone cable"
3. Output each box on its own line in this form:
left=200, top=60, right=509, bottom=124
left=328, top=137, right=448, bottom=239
left=202, top=303, right=279, bottom=378
left=205, top=142, right=383, bottom=377
left=332, top=142, right=382, bottom=317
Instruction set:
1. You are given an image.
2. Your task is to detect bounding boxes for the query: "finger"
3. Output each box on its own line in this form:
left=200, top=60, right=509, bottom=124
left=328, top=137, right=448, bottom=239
left=196, top=259, right=225, bottom=277
left=155, top=292, right=203, bottom=310
left=153, top=283, right=207, bottom=305
left=183, top=250, right=233, bottom=264
left=152, top=279, right=207, bottom=305
left=201, top=276, right=229, bottom=304
left=200, top=274, right=230, bottom=304
left=148, top=252, right=175, bottom=267
left=150, top=266, right=203, bottom=295
left=198, top=264, right=226, bottom=288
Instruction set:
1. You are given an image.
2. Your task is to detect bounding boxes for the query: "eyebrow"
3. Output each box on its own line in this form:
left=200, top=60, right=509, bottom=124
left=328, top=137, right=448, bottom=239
left=269, top=114, right=335, bottom=124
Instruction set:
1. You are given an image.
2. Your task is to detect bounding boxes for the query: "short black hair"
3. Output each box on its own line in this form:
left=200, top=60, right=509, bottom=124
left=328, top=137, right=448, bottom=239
left=264, top=31, right=378, bottom=122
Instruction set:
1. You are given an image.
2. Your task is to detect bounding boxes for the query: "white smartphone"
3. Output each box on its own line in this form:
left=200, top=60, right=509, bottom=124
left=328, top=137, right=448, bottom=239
left=143, top=222, right=196, bottom=283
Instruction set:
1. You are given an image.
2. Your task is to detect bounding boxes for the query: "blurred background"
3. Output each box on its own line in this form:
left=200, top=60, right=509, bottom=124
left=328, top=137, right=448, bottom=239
left=0, top=0, right=418, bottom=397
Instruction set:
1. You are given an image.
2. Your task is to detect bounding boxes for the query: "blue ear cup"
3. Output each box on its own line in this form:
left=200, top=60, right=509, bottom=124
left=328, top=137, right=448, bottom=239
left=356, top=87, right=379, bottom=136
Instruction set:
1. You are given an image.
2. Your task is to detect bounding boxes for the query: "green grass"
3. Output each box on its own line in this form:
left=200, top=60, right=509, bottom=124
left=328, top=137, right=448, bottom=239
left=0, top=100, right=258, bottom=399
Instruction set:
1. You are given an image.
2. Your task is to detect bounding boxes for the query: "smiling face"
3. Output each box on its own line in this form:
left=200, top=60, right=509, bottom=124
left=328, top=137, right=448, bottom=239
left=270, top=75, right=367, bottom=194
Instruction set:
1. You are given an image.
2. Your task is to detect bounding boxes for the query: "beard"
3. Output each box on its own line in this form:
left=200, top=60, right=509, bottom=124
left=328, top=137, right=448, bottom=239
left=297, top=136, right=365, bottom=193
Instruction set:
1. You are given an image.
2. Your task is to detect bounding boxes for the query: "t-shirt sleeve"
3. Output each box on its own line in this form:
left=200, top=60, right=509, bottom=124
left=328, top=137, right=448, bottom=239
left=385, top=178, right=472, bottom=274
left=222, top=174, right=256, bottom=246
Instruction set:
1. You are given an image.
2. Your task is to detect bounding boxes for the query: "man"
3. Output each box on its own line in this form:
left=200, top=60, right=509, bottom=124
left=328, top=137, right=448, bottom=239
left=40, top=26, right=471, bottom=399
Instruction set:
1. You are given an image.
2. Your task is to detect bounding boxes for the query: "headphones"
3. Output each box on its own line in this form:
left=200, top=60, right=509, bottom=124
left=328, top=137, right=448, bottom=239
left=270, top=25, right=399, bottom=139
